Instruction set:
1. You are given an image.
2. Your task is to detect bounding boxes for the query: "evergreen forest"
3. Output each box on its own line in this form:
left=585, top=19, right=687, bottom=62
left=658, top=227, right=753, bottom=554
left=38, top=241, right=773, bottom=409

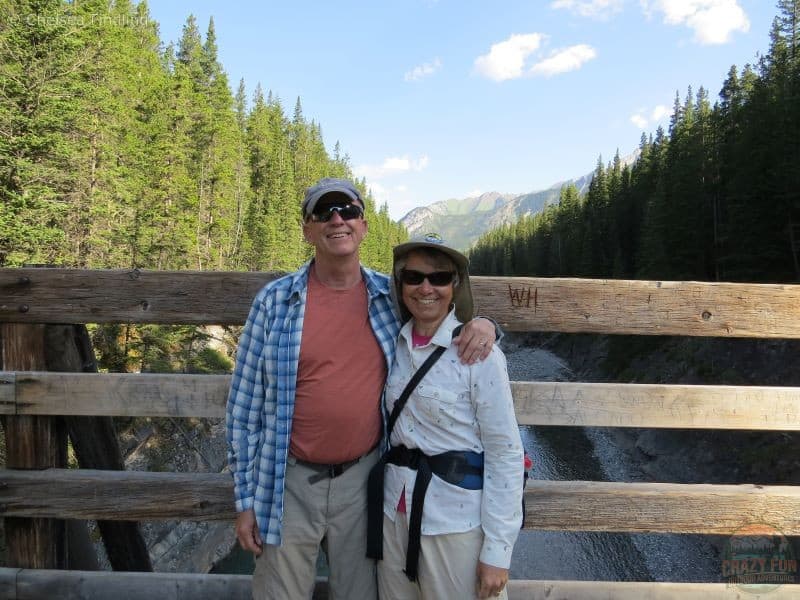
left=0, top=0, right=405, bottom=274
left=470, top=1, right=800, bottom=285
left=0, top=1, right=406, bottom=372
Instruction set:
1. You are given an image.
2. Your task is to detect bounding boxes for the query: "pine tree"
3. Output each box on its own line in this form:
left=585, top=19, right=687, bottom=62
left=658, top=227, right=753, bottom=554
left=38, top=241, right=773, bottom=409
left=170, top=16, right=242, bottom=270
left=197, top=18, right=242, bottom=269
left=0, top=0, right=84, bottom=265
left=146, top=43, right=198, bottom=269
left=65, top=0, right=170, bottom=268
left=578, top=156, right=611, bottom=276
left=230, top=79, right=251, bottom=267
left=637, top=126, right=669, bottom=278
left=242, top=87, right=299, bottom=270
left=776, top=0, right=799, bottom=60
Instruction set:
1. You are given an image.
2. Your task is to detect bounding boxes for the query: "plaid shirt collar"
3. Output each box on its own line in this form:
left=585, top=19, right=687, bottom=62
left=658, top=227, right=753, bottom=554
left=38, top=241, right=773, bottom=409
left=286, top=259, right=391, bottom=304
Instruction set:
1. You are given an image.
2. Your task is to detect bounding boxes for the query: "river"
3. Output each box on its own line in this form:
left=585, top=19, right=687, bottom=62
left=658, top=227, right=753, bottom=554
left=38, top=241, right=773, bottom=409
left=503, top=339, right=722, bottom=583
left=510, top=425, right=722, bottom=582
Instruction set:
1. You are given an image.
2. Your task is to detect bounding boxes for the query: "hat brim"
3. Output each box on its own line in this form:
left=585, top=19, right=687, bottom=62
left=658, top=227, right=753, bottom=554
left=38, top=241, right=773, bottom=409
left=302, top=186, right=363, bottom=218
left=391, top=241, right=474, bottom=324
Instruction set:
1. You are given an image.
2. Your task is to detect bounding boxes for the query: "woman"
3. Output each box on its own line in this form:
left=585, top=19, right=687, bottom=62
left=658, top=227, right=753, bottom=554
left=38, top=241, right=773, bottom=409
left=375, top=233, right=524, bottom=599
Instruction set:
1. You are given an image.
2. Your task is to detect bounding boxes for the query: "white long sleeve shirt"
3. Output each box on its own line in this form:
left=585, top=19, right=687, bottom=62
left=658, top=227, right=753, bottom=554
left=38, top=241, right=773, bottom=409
left=383, top=310, right=524, bottom=569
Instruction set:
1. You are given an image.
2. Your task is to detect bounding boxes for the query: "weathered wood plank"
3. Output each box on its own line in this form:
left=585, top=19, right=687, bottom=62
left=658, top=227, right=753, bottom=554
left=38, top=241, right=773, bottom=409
left=4, top=568, right=252, bottom=600
left=43, top=323, right=152, bottom=572
left=0, top=268, right=280, bottom=325
left=0, top=469, right=235, bottom=521
left=1, top=569, right=798, bottom=600
left=0, top=569, right=334, bottom=600
left=511, top=381, right=800, bottom=430
left=9, top=372, right=800, bottom=431
left=524, top=480, right=800, bottom=534
left=506, top=580, right=800, bottom=599
left=10, top=372, right=229, bottom=417
left=471, top=276, right=800, bottom=338
left=1, top=323, right=67, bottom=570
left=0, top=568, right=19, bottom=600
left=3, top=470, right=800, bottom=535
left=3, top=269, right=800, bottom=338
left=0, top=371, right=13, bottom=415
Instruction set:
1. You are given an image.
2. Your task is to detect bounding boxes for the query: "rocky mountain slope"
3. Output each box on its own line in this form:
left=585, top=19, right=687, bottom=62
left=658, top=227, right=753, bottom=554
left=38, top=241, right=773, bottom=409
left=399, top=148, right=649, bottom=251
left=400, top=172, right=593, bottom=251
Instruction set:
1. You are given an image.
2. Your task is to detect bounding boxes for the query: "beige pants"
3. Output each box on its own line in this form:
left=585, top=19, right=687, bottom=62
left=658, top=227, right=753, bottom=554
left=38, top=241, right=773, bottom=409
left=377, top=512, right=507, bottom=600
left=252, top=448, right=379, bottom=600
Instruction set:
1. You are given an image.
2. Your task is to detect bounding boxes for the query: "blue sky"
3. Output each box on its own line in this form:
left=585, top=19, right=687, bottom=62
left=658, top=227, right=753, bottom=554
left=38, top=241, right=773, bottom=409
left=148, top=0, right=775, bottom=219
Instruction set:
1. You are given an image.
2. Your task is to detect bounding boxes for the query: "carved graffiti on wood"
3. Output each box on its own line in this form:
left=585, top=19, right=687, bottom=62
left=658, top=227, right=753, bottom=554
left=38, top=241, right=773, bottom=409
left=508, top=284, right=534, bottom=308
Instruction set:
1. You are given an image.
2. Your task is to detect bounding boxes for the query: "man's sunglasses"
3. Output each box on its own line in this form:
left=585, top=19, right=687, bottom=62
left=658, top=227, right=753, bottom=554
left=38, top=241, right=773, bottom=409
left=309, top=202, right=364, bottom=222
left=399, top=269, right=456, bottom=286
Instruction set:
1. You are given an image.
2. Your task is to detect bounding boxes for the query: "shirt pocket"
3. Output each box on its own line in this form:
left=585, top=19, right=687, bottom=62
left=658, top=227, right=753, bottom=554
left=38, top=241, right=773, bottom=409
left=416, top=383, right=459, bottom=422
left=385, top=372, right=406, bottom=412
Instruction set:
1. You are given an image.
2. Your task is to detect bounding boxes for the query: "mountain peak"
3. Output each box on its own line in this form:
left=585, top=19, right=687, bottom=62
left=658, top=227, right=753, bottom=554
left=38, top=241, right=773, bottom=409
left=399, top=172, right=593, bottom=251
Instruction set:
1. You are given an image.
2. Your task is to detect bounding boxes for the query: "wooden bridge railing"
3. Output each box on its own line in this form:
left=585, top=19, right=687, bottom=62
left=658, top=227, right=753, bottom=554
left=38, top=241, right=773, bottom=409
left=2, top=267, right=800, bottom=599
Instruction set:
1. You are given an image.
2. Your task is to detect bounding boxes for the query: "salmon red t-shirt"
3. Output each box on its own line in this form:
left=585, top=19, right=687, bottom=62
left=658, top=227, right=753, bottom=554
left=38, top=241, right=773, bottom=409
left=289, top=267, right=387, bottom=464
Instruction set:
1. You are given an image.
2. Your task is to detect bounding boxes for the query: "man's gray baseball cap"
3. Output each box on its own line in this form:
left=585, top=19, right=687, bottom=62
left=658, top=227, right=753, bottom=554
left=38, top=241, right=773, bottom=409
left=302, top=178, right=364, bottom=218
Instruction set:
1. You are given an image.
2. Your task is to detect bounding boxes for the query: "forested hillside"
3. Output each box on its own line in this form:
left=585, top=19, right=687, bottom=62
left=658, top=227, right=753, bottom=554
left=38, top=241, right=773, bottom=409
left=470, top=1, right=799, bottom=284
left=0, top=0, right=406, bottom=373
left=0, top=0, right=405, bottom=274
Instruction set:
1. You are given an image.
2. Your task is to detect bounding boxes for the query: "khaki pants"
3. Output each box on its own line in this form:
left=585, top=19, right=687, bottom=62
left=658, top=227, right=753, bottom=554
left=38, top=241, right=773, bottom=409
left=377, top=512, right=507, bottom=600
left=253, top=448, right=379, bottom=600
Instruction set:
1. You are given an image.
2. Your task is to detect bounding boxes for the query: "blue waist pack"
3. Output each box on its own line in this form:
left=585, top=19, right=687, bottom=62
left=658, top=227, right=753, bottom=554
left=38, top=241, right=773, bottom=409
left=386, top=445, right=484, bottom=490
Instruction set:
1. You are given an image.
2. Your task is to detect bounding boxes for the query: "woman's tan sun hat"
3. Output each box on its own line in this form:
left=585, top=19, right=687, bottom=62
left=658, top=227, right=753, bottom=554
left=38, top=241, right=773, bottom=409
left=391, top=233, right=474, bottom=324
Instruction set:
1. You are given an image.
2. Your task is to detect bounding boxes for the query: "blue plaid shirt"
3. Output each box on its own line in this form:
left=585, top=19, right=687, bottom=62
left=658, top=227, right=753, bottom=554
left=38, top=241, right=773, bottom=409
left=225, top=261, right=400, bottom=546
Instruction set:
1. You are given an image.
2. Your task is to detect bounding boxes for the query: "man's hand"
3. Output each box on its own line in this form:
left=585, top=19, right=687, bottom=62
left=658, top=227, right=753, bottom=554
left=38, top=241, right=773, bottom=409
left=476, top=561, right=508, bottom=598
left=453, top=317, right=495, bottom=364
left=235, top=508, right=263, bottom=556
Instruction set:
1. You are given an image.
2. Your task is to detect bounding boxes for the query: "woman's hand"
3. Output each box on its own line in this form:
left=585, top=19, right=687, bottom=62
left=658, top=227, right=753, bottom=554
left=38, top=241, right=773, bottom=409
left=476, top=561, right=508, bottom=598
left=453, top=317, right=496, bottom=364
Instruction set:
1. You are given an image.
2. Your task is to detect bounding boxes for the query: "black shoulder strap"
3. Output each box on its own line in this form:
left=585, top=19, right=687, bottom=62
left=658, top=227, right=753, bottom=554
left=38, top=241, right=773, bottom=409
left=385, top=324, right=463, bottom=439
left=367, top=324, right=464, bottom=563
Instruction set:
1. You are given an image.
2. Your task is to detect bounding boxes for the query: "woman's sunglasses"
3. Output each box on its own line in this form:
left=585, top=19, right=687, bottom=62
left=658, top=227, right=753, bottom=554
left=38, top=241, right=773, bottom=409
left=400, top=269, right=455, bottom=286
left=309, top=202, right=364, bottom=222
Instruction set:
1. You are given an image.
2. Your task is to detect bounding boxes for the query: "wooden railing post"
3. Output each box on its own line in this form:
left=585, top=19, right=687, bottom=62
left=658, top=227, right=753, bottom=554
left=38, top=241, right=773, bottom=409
left=1, top=322, right=67, bottom=568
left=45, top=323, right=153, bottom=572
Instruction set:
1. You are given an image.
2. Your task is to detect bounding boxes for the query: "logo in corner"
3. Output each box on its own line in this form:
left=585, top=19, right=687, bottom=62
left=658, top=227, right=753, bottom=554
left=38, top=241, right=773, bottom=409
left=722, top=522, right=798, bottom=593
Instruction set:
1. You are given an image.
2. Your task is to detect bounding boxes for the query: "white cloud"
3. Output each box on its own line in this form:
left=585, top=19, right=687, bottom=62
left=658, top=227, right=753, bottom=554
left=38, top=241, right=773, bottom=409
left=382, top=157, right=411, bottom=171
left=630, top=104, right=671, bottom=129
left=354, top=154, right=430, bottom=180
left=365, top=183, right=420, bottom=220
left=404, top=58, right=442, bottom=82
left=354, top=155, right=431, bottom=219
left=473, top=33, right=545, bottom=82
left=630, top=114, right=648, bottom=129
left=531, top=44, right=597, bottom=77
left=368, top=181, right=388, bottom=199
left=551, top=0, right=624, bottom=19
left=652, top=104, right=670, bottom=121
left=642, top=0, right=750, bottom=44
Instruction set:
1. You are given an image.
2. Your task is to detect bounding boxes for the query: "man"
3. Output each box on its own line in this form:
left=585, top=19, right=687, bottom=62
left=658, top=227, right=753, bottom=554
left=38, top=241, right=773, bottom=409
left=226, top=178, right=496, bottom=599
